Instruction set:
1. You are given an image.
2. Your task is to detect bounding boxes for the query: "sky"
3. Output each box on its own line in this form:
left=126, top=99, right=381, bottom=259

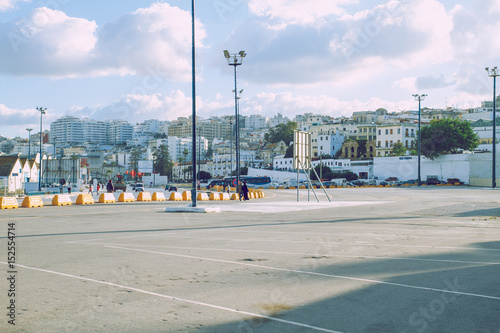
left=0, top=0, right=499, bottom=139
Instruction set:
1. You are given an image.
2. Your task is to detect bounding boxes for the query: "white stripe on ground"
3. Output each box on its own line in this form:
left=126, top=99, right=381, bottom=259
left=104, top=245, right=500, bottom=301
left=0, top=261, right=341, bottom=333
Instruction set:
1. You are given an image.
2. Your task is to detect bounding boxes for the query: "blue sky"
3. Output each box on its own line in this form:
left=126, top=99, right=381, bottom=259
left=1, top=0, right=499, bottom=138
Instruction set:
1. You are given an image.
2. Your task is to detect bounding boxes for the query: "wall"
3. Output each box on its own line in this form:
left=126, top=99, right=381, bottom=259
left=373, top=154, right=471, bottom=184
left=469, top=153, right=500, bottom=187
left=247, top=167, right=308, bottom=183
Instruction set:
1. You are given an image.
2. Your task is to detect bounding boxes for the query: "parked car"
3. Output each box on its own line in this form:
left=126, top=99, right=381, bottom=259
left=426, top=177, right=440, bottom=185
left=165, top=185, right=178, bottom=192
left=133, top=183, right=144, bottom=192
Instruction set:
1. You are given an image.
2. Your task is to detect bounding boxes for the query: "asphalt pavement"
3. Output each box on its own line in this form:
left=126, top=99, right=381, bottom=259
left=0, top=186, right=499, bottom=332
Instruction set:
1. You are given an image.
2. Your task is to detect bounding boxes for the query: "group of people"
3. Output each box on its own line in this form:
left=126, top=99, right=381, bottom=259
left=237, top=181, right=250, bottom=201
left=88, top=180, right=115, bottom=194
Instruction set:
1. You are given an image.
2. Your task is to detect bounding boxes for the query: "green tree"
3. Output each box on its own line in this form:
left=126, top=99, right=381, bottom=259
left=392, top=142, right=406, bottom=156
left=153, top=144, right=173, bottom=178
left=331, top=170, right=358, bottom=181
left=205, top=144, right=213, bottom=160
left=197, top=170, right=212, bottom=180
left=264, top=121, right=297, bottom=144
left=420, top=118, right=479, bottom=159
left=284, top=144, right=293, bottom=158
left=311, top=165, right=333, bottom=180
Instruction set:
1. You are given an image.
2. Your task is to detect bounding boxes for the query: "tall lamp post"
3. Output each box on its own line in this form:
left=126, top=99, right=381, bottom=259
left=229, top=119, right=233, bottom=180
left=37, top=107, right=46, bottom=191
left=486, top=66, right=498, bottom=188
left=223, top=50, right=246, bottom=189
left=190, top=0, right=197, bottom=206
left=412, top=94, right=427, bottom=186
left=26, top=128, right=33, bottom=160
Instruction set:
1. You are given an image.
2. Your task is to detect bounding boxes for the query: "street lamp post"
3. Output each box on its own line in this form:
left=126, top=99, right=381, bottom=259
left=412, top=94, right=427, bottom=186
left=190, top=0, right=197, bottom=206
left=37, top=107, right=46, bottom=191
left=229, top=119, right=233, bottom=181
left=486, top=66, right=498, bottom=188
left=223, top=50, right=246, bottom=190
left=26, top=128, right=33, bottom=160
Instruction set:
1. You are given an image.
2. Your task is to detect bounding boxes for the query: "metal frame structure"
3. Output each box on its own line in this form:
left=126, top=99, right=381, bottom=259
left=486, top=66, right=498, bottom=188
left=412, top=94, right=427, bottom=186
left=224, top=50, right=246, bottom=191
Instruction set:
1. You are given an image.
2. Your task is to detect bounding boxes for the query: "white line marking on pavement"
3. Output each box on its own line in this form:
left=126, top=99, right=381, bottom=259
left=214, top=200, right=390, bottom=213
left=0, top=261, right=341, bottom=333
left=87, top=243, right=498, bottom=266
left=111, top=233, right=500, bottom=252
left=104, top=245, right=500, bottom=301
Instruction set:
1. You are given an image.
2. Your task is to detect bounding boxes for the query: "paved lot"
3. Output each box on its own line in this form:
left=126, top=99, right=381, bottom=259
left=1, top=187, right=499, bottom=332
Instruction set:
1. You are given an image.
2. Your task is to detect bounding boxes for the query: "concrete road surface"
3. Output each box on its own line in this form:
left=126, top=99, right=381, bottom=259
left=1, top=186, right=499, bottom=332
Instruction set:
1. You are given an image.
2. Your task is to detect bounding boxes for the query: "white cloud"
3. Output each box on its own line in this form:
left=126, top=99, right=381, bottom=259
left=248, top=0, right=357, bottom=28
left=0, top=3, right=206, bottom=79
left=0, top=0, right=29, bottom=12
left=241, top=92, right=413, bottom=120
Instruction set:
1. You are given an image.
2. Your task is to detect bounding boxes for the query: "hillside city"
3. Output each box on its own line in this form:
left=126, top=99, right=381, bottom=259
left=1, top=95, right=500, bottom=193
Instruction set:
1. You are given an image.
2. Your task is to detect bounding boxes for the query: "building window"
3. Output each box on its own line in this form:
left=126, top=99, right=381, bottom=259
left=390, top=129, right=393, bottom=135
left=385, top=129, right=389, bottom=135
left=378, top=129, right=381, bottom=135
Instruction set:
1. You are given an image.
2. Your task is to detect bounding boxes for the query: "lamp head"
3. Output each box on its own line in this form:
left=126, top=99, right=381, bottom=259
left=223, top=50, right=230, bottom=59
left=239, top=51, right=246, bottom=58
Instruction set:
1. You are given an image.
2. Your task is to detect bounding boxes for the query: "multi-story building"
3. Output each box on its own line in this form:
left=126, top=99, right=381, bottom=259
left=167, top=136, right=208, bottom=163
left=50, top=116, right=133, bottom=146
left=376, top=123, right=418, bottom=156
left=244, top=115, right=268, bottom=129
left=107, top=120, right=134, bottom=145
left=268, top=113, right=290, bottom=128
left=317, top=131, right=345, bottom=157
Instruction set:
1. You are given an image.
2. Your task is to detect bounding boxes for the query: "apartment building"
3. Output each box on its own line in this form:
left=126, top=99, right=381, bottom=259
left=376, top=123, right=418, bottom=156
left=50, top=116, right=133, bottom=146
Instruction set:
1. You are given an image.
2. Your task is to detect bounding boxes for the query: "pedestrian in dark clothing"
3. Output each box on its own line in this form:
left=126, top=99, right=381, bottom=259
left=237, top=183, right=243, bottom=201
left=242, top=182, right=249, bottom=201
left=67, top=182, right=72, bottom=194
left=106, top=180, right=114, bottom=193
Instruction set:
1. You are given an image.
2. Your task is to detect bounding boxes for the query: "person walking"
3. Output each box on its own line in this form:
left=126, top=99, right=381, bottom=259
left=96, top=183, right=100, bottom=194
left=106, top=179, right=114, bottom=193
left=242, top=181, right=250, bottom=201
left=237, top=182, right=243, bottom=201
left=67, top=182, right=72, bottom=194
left=88, top=185, right=93, bottom=195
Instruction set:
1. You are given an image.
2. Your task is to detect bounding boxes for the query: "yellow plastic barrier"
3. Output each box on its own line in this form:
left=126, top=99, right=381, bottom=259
left=248, top=192, right=255, bottom=199
left=197, top=192, right=209, bottom=201
left=259, top=191, right=265, bottom=198
left=231, top=193, right=240, bottom=200
left=278, top=186, right=285, bottom=189
left=219, top=193, right=230, bottom=201
left=152, top=192, right=166, bottom=201
left=209, top=192, right=220, bottom=201
left=99, top=193, right=115, bottom=204
left=182, top=191, right=192, bottom=201
left=169, top=192, right=183, bottom=201
left=289, top=186, right=296, bottom=189
left=52, top=195, right=72, bottom=206
left=0, top=197, right=19, bottom=209
left=76, top=194, right=94, bottom=205
left=299, top=186, right=307, bottom=189
left=22, top=196, right=43, bottom=208
left=269, top=186, right=276, bottom=190
left=118, top=193, right=135, bottom=202
left=137, top=192, right=152, bottom=202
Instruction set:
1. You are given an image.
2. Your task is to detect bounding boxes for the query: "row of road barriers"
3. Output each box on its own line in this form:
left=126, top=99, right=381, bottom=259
left=0, top=189, right=266, bottom=210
